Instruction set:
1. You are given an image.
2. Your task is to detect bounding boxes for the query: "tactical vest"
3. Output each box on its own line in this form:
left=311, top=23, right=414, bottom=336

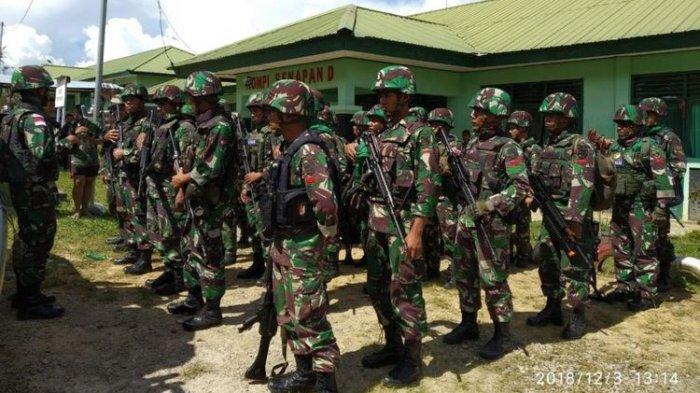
left=463, top=134, right=511, bottom=200
left=0, top=108, right=58, bottom=183
left=610, top=137, right=655, bottom=199
left=148, top=116, right=180, bottom=180
left=371, top=122, right=419, bottom=205
left=189, top=113, right=237, bottom=205
left=437, top=133, right=460, bottom=200
left=262, top=131, right=340, bottom=237
left=533, top=133, right=579, bottom=200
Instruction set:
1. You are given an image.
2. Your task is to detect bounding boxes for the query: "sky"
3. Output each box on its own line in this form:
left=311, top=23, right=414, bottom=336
left=0, top=0, right=475, bottom=71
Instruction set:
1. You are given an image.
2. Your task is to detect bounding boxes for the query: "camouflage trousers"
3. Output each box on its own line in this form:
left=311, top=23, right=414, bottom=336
left=611, top=200, right=659, bottom=299
left=244, top=198, right=270, bottom=262
left=182, top=200, right=226, bottom=301
left=534, top=219, right=593, bottom=309
left=145, top=177, right=184, bottom=270
left=511, top=202, right=532, bottom=263
left=271, top=232, right=340, bottom=373
left=222, top=205, right=237, bottom=257
left=117, top=174, right=151, bottom=251
left=423, top=223, right=442, bottom=274
left=9, top=182, right=58, bottom=290
left=653, top=210, right=675, bottom=270
left=453, top=215, right=514, bottom=323
left=366, top=229, right=427, bottom=342
left=435, top=198, right=461, bottom=263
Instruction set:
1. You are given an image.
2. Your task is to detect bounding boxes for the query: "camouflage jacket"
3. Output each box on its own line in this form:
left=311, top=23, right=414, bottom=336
left=436, top=130, right=461, bottom=202
left=175, top=116, right=197, bottom=173
left=186, top=107, right=238, bottom=205
left=120, top=111, right=152, bottom=174
left=246, top=124, right=276, bottom=172
left=645, top=124, right=687, bottom=180
left=608, top=136, right=674, bottom=202
left=148, top=113, right=195, bottom=180
left=519, top=137, right=542, bottom=169
left=284, top=130, right=339, bottom=239
left=531, top=130, right=595, bottom=223
left=460, top=127, right=529, bottom=223
left=0, top=102, right=74, bottom=183
left=309, top=122, right=348, bottom=175
left=368, top=113, right=440, bottom=235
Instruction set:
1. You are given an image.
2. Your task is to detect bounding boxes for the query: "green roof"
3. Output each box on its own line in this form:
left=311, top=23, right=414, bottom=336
left=148, top=77, right=235, bottom=94
left=78, top=46, right=194, bottom=80
left=42, top=64, right=90, bottom=80
left=175, top=5, right=473, bottom=68
left=414, top=0, right=700, bottom=54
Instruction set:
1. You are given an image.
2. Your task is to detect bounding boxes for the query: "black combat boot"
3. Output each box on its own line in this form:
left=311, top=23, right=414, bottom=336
left=479, top=321, right=508, bottom=360
left=105, top=236, right=123, bottom=245
left=362, top=324, right=403, bottom=368
left=383, top=340, right=422, bottom=387
left=314, top=371, right=338, bottom=393
left=182, top=298, right=223, bottom=331
left=153, top=270, right=185, bottom=296
left=658, top=263, right=671, bottom=293
left=15, top=285, right=64, bottom=320
left=124, top=250, right=152, bottom=275
left=627, top=293, right=656, bottom=311
left=442, top=311, right=479, bottom=344
left=603, top=287, right=632, bottom=303
left=526, top=297, right=563, bottom=326
left=268, top=355, right=316, bottom=392
left=562, top=307, right=586, bottom=340
left=237, top=245, right=265, bottom=279
left=167, top=288, right=203, bottom=315
left=11, top=292, right=55, bottom=309
left=113, top=249, right=138, bottom=265
left=145, top=269, right=174, bottom=289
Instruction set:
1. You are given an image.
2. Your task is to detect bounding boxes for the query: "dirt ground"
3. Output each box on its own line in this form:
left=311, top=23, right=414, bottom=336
left=1, top=239, right=698, bottom=393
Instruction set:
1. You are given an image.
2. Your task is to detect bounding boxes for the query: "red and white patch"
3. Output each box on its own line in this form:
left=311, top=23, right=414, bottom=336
left=304, top=174, right=316, bottom=185
left=31, top=114, right=46, bottom=126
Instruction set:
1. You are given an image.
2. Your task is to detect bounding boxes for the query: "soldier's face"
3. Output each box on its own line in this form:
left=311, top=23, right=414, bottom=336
left=616, top=122, right=637, bottom=140
left=369, top=118, right=384, bottom=133
left=156, top=100, right=177, bottom=115
left=379, top=91, right=405, bottom=114
left=508, top=125, right=527, bottom=141
left=250, top=107, right=265, bottom=124
left=645, top=111, right=660, bottom=126
left=124, top=96, right=143, bottom=114
left=544, top=114, right=569, bottom=134
left=470, top=108, right=487, bottom=130
left=352, top=125, right=366, bottom=137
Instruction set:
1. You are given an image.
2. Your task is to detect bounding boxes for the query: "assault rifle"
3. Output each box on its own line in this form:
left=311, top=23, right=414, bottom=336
left=362, top=130, right=407, bottom=244
left=233, top=116, right=258, bottom=204
left=529, top=172, right=602, bottom=298
left=167, top=126, right=207, bottom=261
left=435, top=127, right=497, bottom=258
left=137, top=111, right=155, bottom=196
left=103, top=106, right=125, bottom=198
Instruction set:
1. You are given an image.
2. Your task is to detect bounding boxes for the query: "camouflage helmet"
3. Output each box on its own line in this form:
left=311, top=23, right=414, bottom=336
left=185, top=71, right=223, bottom=97
left=507, top=110, right=533, bottom=128
left=366, top=104, right=387, bottom=122
left=11, top=65, right=53, bottom=91
left=151, top=84, right=184, bottom=104
left=427, top=108, right=454, bottom=128
left=246, top=91, right=266, bottom=108
left=409, top=106, right=428, bottom=121
left=120, top=83, right=148, bottom=100
left=539, top=92, right=579, bottom=118
left=469, top=87, right=511, bottom=117
left=614, top=104, right=644, bottom=125
left=264, top=79, right=315, bottom=117
left=181, top=104, right=195, bottom=117
left=638, top=97, right=668, bottom=117
left=351, top=110, right=369, bottom=127
left=373, top=65, right=416, bottom=94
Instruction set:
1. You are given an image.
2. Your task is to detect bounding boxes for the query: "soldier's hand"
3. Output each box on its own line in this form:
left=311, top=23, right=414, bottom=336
left=345, top=142, right=358, bottom=161
left=174, top=189, right=186, bottom=211
left=104, top=129, right=119, bottom=143
left=405, top=217, right=426, bottom=261
left=75, top=125, right=90, bottom=137
left=65, top=134, right=80, bottom=146
left=171, top=169, right=191, bottom=189
left=524, top=196, right=534, bottom=208
left=112, top=148, right=125, bottom=161
left=240, top=190, right=251, bottom=204
left=272, top=145, right=282, bottom=160
left=244, top=171, right=263, bottom=184
left=565, top=221, right=584, bottom=240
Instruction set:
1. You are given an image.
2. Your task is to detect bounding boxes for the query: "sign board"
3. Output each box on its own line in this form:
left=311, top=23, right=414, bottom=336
left=54, top=76, right=70, bottom=108
left=244, top=64, right=336, bottom=91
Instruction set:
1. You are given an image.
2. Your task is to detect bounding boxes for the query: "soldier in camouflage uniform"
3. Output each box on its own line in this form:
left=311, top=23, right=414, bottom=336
left=238, top=92, right=274, bottom=280
left=602, top=105, right=675, bottom=310
left=427, top=108, right=460, bottom=288
left=261, top=80, right=340, bottom=393
left=139, top=85, right=195, bottom=294
left=639, top=98, right=687, bottom=292
left=527, top=92, right=596, bottom=340
left=1, top=65, right=80, bottom=319
left=166, top=71, right=238, bottom=331
left=103, top=84, right=155, bottom=274
left=360, top=66, right=440, bottom=387
left=409, top=106, right=428, bottom=122
left=446, top=89, right=529, bottom=359
left=506, top=110, right=541, bottom=268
